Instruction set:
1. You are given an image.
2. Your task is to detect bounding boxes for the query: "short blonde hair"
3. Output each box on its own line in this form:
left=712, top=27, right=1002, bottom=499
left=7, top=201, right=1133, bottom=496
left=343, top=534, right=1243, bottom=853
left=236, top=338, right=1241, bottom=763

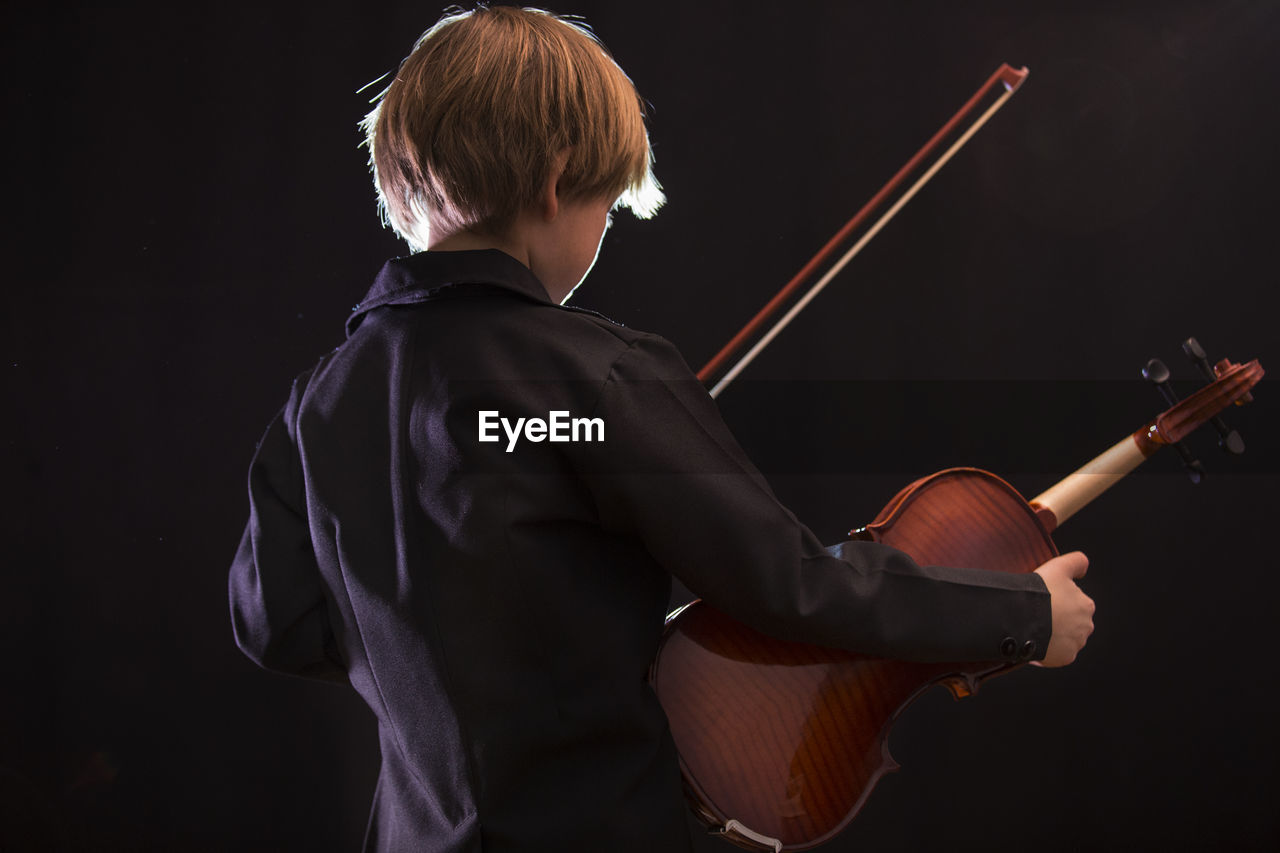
left=362, top=5, right=665, bottom=250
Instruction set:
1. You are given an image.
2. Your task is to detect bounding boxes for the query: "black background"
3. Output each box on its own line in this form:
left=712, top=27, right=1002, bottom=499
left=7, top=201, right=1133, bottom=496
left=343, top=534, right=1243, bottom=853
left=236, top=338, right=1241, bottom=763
left=4, top=1, right=1277, bottom=850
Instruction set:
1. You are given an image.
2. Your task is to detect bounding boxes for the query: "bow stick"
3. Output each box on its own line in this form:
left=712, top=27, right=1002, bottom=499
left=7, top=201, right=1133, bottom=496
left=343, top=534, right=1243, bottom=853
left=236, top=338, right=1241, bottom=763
left=699, top=63, right=1029, bottom=398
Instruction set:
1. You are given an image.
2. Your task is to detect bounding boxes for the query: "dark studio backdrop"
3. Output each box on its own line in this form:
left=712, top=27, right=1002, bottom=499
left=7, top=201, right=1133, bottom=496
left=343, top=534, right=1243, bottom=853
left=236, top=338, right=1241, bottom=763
left=4, top=1, right=1277, bottom=850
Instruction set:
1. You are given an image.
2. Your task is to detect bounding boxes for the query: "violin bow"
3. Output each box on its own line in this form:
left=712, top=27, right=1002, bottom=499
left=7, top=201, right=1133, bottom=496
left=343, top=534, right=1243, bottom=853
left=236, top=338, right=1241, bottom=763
left=699, top=63, right=1029, bottom=398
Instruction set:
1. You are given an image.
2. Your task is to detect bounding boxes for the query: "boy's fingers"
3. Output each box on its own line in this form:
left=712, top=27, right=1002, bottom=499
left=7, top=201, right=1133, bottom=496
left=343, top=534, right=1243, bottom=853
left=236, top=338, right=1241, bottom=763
left=1059, top=551, right=1089, bottom=580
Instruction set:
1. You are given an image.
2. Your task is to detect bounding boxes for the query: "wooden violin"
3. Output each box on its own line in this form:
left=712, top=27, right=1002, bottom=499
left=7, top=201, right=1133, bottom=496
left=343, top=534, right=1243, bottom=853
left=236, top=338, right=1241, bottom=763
left=646, top=63, right=1265, bottom=852
left=650, top=351, right=1262, bottom=851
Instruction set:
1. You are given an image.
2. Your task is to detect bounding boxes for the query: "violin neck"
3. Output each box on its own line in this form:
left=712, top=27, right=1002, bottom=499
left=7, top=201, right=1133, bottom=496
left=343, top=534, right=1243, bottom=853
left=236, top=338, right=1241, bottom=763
left=1029, top=429, right=1157, bottom=533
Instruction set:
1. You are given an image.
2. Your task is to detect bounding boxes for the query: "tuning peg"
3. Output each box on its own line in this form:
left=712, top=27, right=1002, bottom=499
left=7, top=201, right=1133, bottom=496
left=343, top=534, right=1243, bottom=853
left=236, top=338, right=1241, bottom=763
left=1142, top=358, right=1205, bottom=483
left=1181, top=338, right=1246, bottom=455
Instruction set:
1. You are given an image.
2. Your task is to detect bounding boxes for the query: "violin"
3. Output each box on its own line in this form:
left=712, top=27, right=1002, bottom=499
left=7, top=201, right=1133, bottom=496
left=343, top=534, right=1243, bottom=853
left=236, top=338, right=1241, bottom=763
left=651, top=349, right=1261, bottom=851
left=646, top=65, right=1265, bottom=852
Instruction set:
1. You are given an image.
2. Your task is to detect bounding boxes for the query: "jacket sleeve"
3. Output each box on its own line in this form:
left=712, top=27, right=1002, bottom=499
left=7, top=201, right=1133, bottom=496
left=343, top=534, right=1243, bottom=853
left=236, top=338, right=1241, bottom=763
left=576, top=334, right=1051, bottom=663
left=228, top=371, right=347, bottom=682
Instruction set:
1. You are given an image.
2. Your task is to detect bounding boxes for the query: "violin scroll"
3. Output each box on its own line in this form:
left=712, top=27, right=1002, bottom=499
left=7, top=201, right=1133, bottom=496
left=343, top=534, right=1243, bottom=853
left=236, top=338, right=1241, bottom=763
left=1032, top=339, right=1262, bottom=531
left=1137, top=343, right=1262, bottom=454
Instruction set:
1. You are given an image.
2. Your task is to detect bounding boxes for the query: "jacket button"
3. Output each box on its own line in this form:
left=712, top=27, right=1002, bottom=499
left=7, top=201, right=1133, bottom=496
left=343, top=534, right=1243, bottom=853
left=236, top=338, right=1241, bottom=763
left=1000, top=637, right=1017, bottom=658
left=1020, top=640, right=1037, bottom=660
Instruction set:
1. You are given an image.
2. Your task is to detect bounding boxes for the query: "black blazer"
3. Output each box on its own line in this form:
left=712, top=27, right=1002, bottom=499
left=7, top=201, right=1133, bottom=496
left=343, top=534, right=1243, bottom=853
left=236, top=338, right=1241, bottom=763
left=229, top=249, right=1050, bottom=852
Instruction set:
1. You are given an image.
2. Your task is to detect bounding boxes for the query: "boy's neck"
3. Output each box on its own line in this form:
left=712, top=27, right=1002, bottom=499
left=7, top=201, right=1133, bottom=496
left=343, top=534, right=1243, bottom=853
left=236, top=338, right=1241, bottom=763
left=427, top=229, right=551, bottom=302
left=428, top=230, right=531, bottom=269
left=425, top=194, right=612, bottom=307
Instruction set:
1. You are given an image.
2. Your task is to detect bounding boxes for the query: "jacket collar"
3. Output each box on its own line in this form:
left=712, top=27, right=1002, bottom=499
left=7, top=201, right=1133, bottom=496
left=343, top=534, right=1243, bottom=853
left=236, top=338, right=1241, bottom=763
left=346, top=249, right=552, bottom=337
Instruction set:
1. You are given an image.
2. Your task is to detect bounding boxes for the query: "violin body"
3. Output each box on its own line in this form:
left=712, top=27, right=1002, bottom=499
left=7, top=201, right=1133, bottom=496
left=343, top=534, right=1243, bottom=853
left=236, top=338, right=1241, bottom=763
left=650, top=468, right=1057, bottom=851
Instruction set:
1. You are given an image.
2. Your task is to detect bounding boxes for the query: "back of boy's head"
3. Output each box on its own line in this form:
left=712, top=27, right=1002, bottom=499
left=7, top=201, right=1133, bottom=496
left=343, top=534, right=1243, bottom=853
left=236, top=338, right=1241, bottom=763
left=363, top=5, right=665, bottom=251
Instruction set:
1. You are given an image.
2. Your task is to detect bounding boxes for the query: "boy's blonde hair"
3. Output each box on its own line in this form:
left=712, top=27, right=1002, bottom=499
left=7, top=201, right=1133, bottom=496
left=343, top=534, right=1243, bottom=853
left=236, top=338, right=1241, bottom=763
left=363, top=5, right=665, bottom=251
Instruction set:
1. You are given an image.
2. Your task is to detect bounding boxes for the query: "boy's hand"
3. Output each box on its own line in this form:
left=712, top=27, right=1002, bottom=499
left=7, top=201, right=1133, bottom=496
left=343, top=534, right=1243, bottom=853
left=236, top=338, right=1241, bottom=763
left=1032, top=551, right=1095, bottom=667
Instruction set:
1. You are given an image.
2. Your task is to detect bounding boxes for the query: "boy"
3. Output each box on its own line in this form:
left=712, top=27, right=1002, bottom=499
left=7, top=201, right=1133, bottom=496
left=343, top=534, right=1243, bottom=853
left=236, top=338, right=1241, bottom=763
left=229, top=6, right=1094, bottom=852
